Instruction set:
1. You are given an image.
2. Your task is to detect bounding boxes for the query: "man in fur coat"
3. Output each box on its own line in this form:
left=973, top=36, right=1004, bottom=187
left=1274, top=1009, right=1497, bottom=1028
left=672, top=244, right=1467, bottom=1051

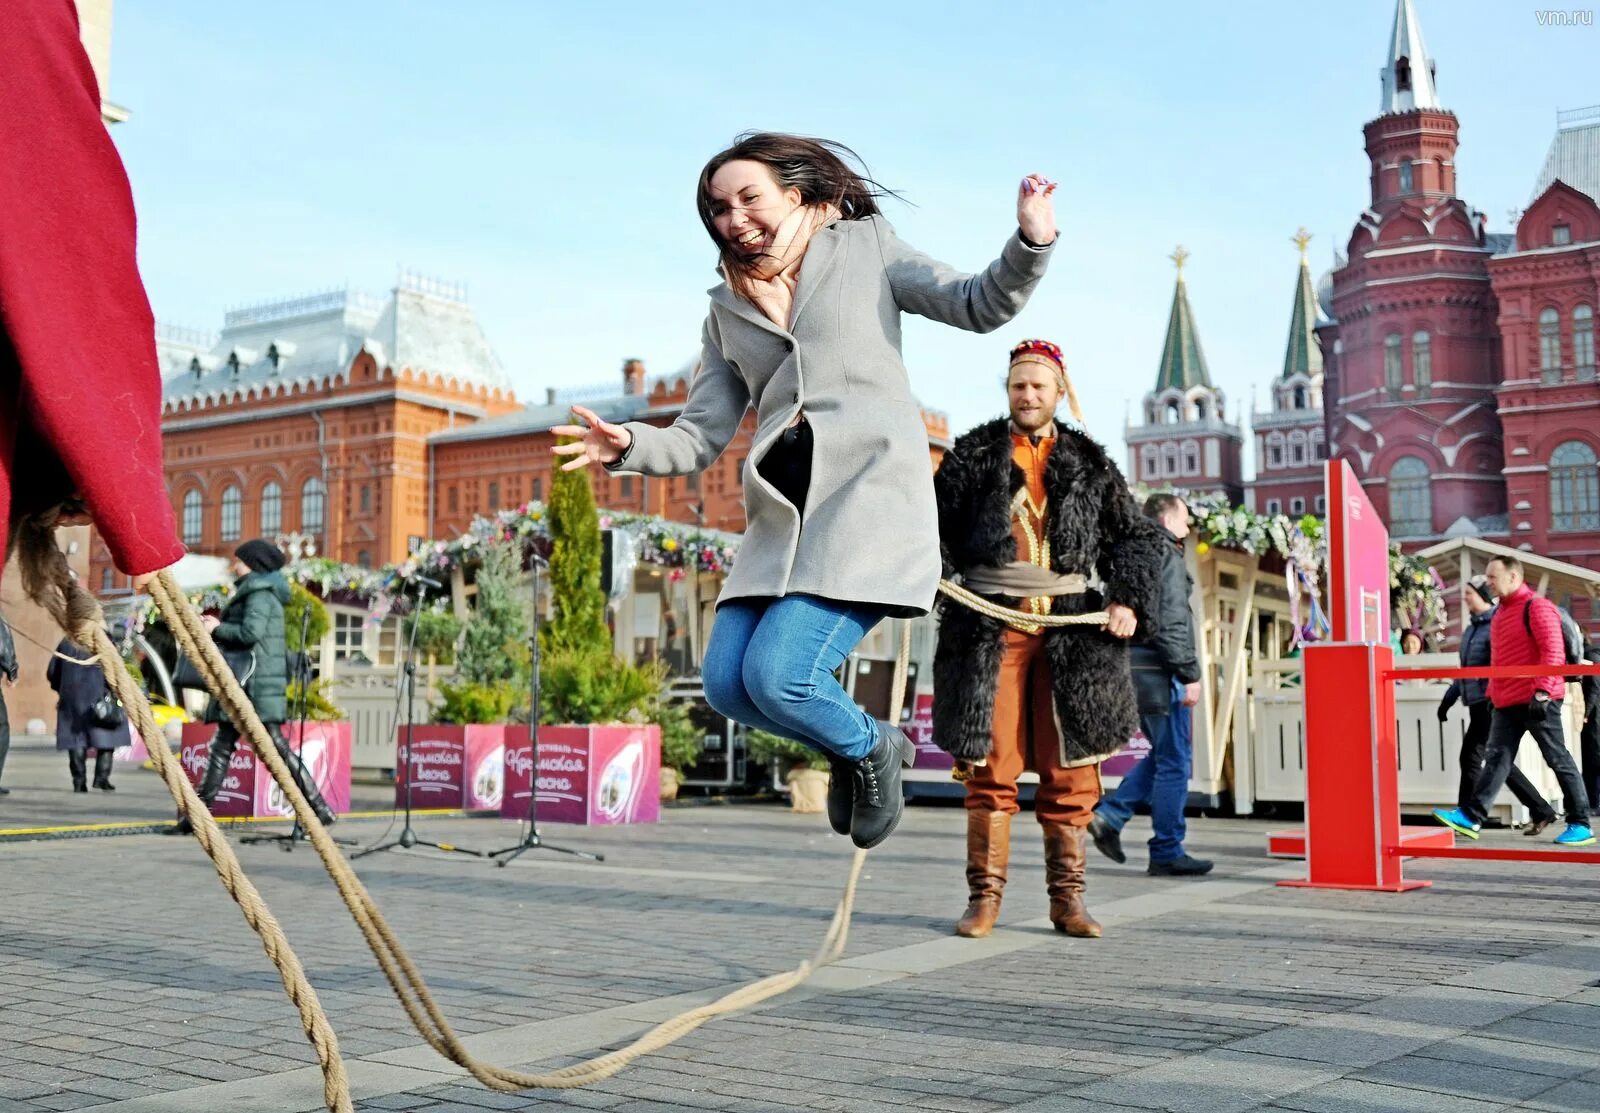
left=932, top=339, right=1164, bottom=939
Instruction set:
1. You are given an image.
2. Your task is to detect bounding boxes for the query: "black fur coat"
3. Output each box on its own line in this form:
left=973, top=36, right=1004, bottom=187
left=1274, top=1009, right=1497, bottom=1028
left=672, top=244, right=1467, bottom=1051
left=931, top=418, right=1166, bottom=765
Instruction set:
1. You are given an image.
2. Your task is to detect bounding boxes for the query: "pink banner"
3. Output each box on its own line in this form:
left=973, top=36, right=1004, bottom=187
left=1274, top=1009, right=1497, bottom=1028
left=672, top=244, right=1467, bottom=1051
left=502, top=725, right=660, bottom=826
left=394, top=726, right=467, bottom=809
left=1328, top=459, right=1391, bottom=644
left=464, top=725, right=507, bottom=811
left=905, top=693, right=953, bottom=771
left=179, top=721, right=351, bottom=819
left=1099, top=730, right=1152, bottom=779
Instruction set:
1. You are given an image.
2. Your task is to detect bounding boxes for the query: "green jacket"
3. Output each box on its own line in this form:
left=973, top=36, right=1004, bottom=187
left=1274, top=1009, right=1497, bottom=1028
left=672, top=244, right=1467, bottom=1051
left=205, top=570, right=291, bottom=725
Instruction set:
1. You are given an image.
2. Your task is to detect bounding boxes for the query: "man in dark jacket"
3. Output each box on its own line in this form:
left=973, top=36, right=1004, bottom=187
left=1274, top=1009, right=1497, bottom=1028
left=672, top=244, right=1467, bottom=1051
left=171, top=539, right=335, bottom=833
left=0, top=614, right=17, bottom=795
left=1087, top=494, right=1211, bottom=876
left=933, top=340, right=1164, bottom=940
left=1436, top=576, right=1555, bottom=833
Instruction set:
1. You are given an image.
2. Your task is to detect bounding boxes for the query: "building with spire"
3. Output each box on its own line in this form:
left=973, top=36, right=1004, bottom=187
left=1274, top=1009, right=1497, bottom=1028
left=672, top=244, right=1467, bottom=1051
left=1126, top=247, right=1245, bottom=503
left=1248, top=230, right=1329, bottom=518
left=1320, top=0, right=1509, bottom=542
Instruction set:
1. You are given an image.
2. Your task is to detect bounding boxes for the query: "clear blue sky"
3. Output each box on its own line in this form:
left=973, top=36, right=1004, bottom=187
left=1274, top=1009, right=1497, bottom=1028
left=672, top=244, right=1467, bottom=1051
left=110, top=0, right=1596, bottom=468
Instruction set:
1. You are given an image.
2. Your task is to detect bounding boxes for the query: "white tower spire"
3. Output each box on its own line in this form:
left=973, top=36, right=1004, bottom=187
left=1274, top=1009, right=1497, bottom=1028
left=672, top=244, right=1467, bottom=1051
left=1380, top=0, right=1439, bottom=114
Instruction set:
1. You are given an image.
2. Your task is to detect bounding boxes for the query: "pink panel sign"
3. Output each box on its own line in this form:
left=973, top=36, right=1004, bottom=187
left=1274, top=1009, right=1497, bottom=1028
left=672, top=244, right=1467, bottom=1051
left=1328, top=459, right=1391, bottom=645
left=179, top=721, right=351, bottom=819
left=1099, top=730, right=1151, bottom=779
left=394, top=726, right=467, bottom=809
left=464, top=725, right=507, bottom=811
left=905, top=693, right=953, bottom=771
left=502, top=725, right=660, bottom=826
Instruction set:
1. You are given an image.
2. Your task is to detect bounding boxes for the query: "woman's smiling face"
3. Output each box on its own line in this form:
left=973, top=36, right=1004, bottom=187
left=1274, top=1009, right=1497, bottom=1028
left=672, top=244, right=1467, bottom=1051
left=706, top=159, right=803, bottom=259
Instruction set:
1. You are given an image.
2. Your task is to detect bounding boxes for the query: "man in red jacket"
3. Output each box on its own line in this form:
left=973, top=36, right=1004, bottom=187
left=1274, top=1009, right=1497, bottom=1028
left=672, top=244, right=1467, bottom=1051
left=1, top=0, right=183, bottom=583
left=1434, top=555, right=1594, bottom=846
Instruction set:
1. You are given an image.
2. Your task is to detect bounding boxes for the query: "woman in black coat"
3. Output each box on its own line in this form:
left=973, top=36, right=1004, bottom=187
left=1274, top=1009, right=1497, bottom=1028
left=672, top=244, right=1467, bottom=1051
left=46, top=638, right=127, bottom=792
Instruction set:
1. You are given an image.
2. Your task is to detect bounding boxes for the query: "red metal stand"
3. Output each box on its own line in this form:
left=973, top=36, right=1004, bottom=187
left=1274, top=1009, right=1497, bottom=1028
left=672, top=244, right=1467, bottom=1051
left=1278, top=641, right=1430, bottom=891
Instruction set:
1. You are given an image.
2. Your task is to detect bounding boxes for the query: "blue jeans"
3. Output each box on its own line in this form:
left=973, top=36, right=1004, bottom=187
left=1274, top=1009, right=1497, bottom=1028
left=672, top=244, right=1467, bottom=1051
left=1095, top=677, right=1192, bottom=862
left=703, top=595, right=885, bottom=762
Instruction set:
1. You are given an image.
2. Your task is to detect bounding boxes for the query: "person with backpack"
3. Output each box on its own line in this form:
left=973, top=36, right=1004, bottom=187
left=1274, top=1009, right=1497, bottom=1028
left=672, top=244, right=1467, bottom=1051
left=1436, top=576, right=1557, bottom=835
left=1434, top=555, right=1593, bottom=845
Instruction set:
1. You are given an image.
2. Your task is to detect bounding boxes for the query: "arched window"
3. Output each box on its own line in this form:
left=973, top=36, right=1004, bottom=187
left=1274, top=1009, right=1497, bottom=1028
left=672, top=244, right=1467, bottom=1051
left=1293, top=386, right=1308, bottom=410
left=1165, top=401, right=1181, bottom=424
left=301, top=477, right=326, bottom=534
left=260, top=482, right=282, bottom=535
left=220, top=485, right=241, bottom=542
left=181, top=490, right=203, bottom=546
left=1574, top=305, right=1595, bottom=378
left=1388, top=456, right=1432, bottom=536
left=357, top=550, right=372, bottom=569
left=1140, top=445, right=1159, bottom=480
left=1384, top=334, right=1403, bottom=398
left=1181, top=441, right=1199, bottom=476
left=1398, top=161, right=1413, bottom=194
left=1289, top=433, right=1306, bottom=467
left=1541, top=307, right=1562, bottom=382
left=1412, top=331, right=1431, bottom=399
left=1161, top=443, right=1179, bottom=477
left=1550, top=440, right=1600, bottom=532
left=1194, top=398, right=1208, bottom=421
left=359, top=484, right=372, bottom=514
left=1267, top=434, right=1285, bottom=468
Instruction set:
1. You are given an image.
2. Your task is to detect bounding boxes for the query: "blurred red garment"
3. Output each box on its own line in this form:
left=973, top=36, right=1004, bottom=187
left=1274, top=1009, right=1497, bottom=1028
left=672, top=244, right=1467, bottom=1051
left=0, top=0, right=183, bottom=578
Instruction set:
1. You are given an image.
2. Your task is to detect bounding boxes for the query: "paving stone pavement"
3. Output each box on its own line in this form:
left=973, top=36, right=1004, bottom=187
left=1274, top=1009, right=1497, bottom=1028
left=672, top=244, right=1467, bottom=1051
left=2, top=759, right=1599, bottom=1112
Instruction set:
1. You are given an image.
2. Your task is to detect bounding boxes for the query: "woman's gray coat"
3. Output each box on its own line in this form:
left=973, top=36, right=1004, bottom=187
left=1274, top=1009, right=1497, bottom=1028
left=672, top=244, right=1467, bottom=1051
left=610, top=216, right=1053, bottom=615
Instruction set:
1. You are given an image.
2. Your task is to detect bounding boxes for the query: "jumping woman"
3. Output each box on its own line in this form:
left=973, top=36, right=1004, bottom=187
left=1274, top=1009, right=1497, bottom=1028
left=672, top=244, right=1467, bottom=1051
left=554, top=132, right=1057, bottom=849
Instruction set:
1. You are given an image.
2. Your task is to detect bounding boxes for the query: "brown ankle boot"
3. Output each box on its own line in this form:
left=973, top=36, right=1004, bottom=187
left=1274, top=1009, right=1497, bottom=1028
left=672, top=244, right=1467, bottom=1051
left=1042, top=820, right=1102, bottom=938
left=955, top=810, right=1011, bottom=938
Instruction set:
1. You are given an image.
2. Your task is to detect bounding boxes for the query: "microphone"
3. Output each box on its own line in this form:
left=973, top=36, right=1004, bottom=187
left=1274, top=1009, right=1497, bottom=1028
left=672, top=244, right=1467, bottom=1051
left=409, top=573, right=445, bottom=590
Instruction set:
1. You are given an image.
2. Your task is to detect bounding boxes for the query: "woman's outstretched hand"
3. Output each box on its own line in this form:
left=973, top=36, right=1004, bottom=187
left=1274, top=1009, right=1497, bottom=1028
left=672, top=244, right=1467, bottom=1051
left=1017, top=173, right=1058, bottom=246
left=551, top=405, right=632, bottom=471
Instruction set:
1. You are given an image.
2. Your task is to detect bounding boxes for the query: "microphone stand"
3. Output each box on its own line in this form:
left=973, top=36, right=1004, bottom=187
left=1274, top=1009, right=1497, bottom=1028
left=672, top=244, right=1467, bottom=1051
left=243, top=601, right=355, bottom=850
left=489, top=549, right=602, bottom=867
left=354, top=576, right=482, bottom=860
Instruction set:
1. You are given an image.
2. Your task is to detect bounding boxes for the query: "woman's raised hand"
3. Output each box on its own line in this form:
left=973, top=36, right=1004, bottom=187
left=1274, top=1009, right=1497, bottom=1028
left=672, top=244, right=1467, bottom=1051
left=1017, top=173, right=1058, bottom=246
left=551, top=405, right=632, bottom=471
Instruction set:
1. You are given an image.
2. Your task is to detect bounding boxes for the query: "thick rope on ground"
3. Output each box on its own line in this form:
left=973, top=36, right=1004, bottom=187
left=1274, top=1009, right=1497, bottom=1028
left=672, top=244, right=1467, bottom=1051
left=13, top=521, right=353, bottom=1113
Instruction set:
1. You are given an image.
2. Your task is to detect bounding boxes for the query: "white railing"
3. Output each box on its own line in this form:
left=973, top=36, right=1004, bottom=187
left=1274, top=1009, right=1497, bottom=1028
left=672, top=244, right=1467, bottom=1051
left=327, top=664, right=444, bottom=774
left=1250, top=653, right=1582, bottom=822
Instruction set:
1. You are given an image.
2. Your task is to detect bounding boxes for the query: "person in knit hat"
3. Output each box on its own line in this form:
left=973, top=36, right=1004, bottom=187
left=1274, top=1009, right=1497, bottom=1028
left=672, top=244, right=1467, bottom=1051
left=169, top=538, right=335, bottom=833
left=930, top=338, right=1165, bottom=939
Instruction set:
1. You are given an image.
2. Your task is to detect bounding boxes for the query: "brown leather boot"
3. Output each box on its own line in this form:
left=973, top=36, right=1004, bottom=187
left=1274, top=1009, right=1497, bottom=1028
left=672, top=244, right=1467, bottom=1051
left=1042, top=820, right=1102, bottom=938
left=955, top=810, right=1011, bottom=938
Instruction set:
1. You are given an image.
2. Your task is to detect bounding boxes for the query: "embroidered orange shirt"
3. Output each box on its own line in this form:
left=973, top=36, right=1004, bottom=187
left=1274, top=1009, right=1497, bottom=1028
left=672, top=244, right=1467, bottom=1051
left=1010, top=430, right=1055, bottom=619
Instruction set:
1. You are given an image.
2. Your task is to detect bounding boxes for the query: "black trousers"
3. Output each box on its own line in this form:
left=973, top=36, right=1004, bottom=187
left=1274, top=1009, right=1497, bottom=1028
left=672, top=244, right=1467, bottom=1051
left=1581, top=708, right=1599, bottom=813
left=198, top=722, right=331, bottom=816
left=1457, top=701, right=1555, bottom=821
left=1466, top=700, right=1589, bottom=826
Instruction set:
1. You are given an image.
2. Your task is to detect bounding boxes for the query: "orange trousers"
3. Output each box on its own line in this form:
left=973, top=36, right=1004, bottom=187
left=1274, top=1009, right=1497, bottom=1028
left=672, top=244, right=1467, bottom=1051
left=964, top=627, right=1100, bottom=826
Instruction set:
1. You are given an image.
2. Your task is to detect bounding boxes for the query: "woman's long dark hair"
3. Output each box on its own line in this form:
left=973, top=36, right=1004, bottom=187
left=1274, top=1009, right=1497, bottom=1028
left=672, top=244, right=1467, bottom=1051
left=696, top=132, right=898, bottom=291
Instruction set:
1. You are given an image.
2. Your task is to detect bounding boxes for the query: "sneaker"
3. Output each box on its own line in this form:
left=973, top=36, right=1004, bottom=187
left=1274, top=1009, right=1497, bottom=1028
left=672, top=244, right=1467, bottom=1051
left=1432, top=807, right=1481, bottom=839
left=1554, top=824, right=1597, bottom=847
left=1148, top=854, right=1213, bottom=877
left=1087, top=814, right=1126, bottom=864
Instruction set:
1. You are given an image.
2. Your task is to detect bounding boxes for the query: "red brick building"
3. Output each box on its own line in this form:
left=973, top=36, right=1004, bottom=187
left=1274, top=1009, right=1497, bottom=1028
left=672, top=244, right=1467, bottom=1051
left=1316, top=0, right=1600, bottom=582
left=1125, top=248, right=1246, bottom=503
left=102, top=289, right=952, bottom=589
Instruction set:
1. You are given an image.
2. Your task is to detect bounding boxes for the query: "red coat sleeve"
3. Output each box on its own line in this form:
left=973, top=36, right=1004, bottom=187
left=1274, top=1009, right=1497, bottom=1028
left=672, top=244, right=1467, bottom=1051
left=0, top=0, right=183, bottom=576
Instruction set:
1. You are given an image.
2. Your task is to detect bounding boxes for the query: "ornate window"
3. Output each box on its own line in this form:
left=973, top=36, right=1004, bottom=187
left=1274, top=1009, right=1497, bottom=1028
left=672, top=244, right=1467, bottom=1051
left=1181, top=441, right=1199, bottom=476
left=1388, top=456, right=1431, bottom=536
left=301, top=477, right=326, bottom=534
left=1290, top=497, right=1306, bottom=515
left=1161, top=443, right=1179, bottom=477
left=1412, top=331, right=1431, bottom=399
left=1265, top=499, right=1282, bottom=515
left=1574, top=305, right=1595, bottom=379
left=488, top=481, right=500, bottom=511
left=359, top=484, right=372, bottom=514
left=1540, top=307, right=1562, bottom=383
left=220, top=485, right=241, bottom=542
left=1550, top=440, right=1600, bottom=532
left=1384, top=334, right=1403, bottom=398
left=260, top=482, right=282, bottom=535
left=1398, top=161, right=1413, bottom=193
left=181, top=490, right=203, bottom=546
left=1267, top=434, right=1285, bottom=468
left=1141, top=445, right=1160, bottom=480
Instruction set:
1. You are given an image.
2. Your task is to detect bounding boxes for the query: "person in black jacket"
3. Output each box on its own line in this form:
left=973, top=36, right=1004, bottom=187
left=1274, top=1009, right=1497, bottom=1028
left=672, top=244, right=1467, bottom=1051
left=1088, top=494, right=1211, bottom=876
left=47, top=637, right=126, bottom=791
left=1437, top=576, right=1557, bottom=833
left=0, top=614, right=16, bottom=795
